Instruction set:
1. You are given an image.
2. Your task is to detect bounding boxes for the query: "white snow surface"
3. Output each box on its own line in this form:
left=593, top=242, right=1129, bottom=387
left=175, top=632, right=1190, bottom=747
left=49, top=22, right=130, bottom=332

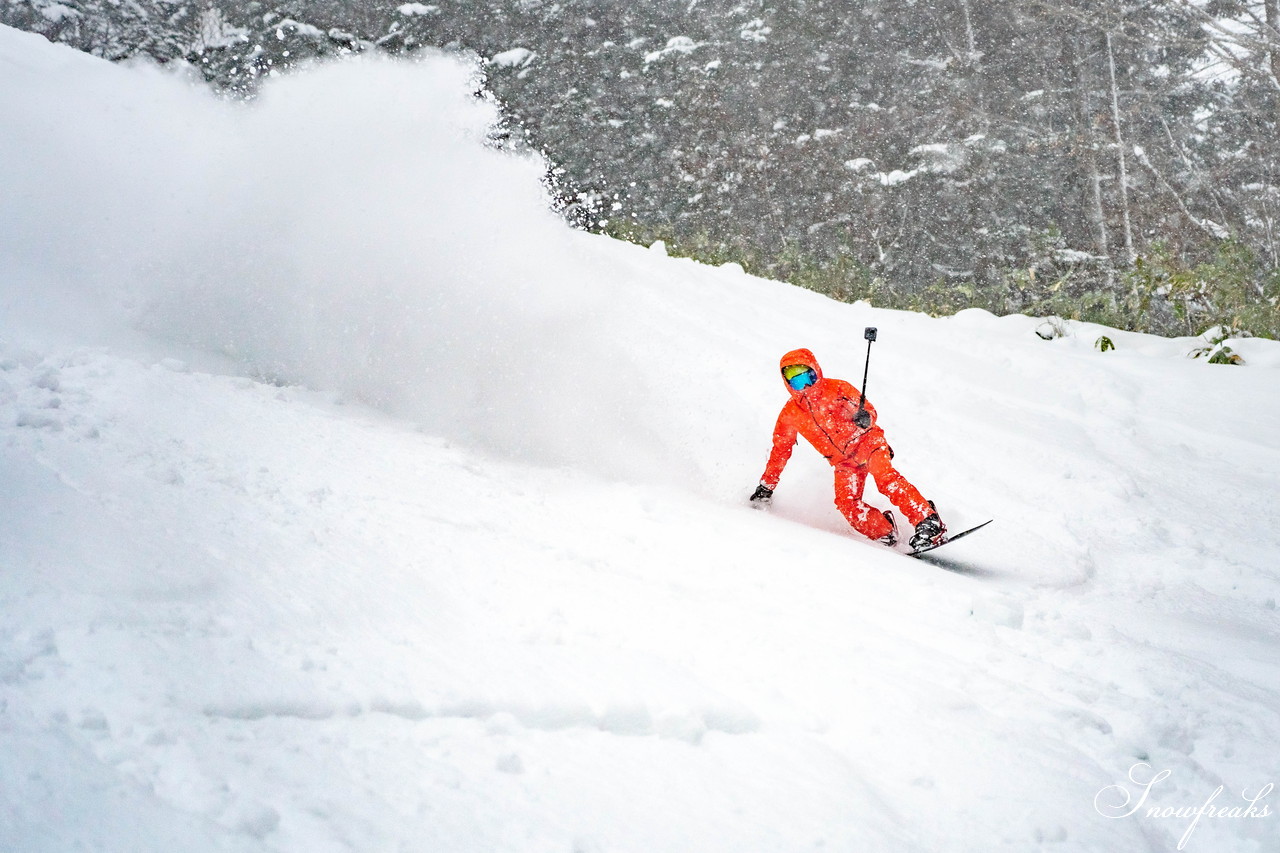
left=2, top=25, right=1279, bottom=853
left=490, top=47, right=534, bottom=68
left=396, top=3, right=439, bottom=16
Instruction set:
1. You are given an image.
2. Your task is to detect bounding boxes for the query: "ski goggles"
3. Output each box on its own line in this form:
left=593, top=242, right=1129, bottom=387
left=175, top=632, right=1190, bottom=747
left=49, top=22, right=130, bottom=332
left=782, top=364, right=817, bottom=390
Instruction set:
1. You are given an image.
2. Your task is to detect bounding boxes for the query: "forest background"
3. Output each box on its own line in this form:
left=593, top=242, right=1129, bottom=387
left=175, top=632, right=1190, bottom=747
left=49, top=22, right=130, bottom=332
left=7, top=0, right=1279, bottom=340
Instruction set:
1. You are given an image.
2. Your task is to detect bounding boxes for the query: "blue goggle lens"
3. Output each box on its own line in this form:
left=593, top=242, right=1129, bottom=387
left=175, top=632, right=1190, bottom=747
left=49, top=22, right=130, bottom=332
left=785, top=368, right=816, bottom=390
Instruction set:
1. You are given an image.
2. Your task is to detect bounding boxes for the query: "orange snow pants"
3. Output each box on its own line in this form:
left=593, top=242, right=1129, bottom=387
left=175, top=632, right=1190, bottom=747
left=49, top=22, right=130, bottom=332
left=834, top=431, right=933, bottom=541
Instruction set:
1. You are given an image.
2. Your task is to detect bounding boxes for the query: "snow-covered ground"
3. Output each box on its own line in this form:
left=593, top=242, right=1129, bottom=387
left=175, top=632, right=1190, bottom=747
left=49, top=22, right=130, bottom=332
left=2, top=25, right=1278, bottom=852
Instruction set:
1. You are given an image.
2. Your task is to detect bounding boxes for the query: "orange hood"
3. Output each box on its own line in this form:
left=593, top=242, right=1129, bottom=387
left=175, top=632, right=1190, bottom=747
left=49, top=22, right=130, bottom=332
left=779, top=348, right=824, bottom=398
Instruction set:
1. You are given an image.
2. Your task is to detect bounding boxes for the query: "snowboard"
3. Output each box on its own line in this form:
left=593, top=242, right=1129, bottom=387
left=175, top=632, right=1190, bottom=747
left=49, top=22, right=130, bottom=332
left=907, top=519, right=993, bottom=557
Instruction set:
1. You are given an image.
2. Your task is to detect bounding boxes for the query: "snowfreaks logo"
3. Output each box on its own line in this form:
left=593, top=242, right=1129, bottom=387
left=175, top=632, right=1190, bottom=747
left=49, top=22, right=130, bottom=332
left=1094, top=762, right=1274, bottom=850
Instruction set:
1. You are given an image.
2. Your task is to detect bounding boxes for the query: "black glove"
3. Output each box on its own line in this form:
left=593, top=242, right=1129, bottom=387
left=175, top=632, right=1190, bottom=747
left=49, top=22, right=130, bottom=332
left=853, top=408, right=872, bottom=429
left=749, top=484, right=774, bottom=506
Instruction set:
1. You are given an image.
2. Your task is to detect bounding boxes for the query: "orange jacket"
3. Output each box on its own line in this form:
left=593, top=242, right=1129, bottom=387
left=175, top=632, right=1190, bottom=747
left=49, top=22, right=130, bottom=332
left=761, top=348, right=879, bottom=489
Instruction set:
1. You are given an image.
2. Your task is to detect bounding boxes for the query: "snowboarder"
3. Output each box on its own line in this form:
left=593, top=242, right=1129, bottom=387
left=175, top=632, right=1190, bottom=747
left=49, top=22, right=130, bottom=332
left=749, top=348, right=946, bottom=551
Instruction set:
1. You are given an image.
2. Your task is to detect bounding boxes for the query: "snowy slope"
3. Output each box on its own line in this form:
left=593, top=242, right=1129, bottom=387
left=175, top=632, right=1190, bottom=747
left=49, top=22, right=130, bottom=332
left=2, top=25, right=1279, bottom=853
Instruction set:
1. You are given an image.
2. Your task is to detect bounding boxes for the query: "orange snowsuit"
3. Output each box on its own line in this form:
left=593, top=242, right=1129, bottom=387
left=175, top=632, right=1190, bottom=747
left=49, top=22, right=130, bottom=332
left=761, top=348, right=933, bottom=541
